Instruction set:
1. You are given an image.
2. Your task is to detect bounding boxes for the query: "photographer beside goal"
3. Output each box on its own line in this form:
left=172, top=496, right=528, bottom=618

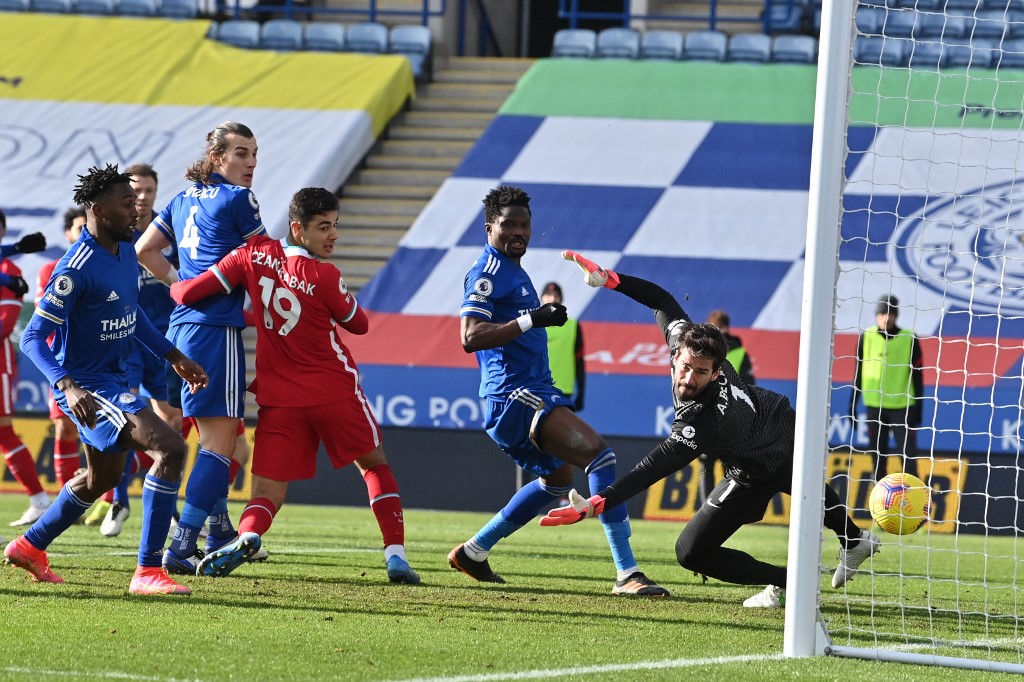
left=541, top=250, right=881, bottom=608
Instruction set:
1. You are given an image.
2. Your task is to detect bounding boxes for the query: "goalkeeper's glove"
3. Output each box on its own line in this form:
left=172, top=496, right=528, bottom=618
left=530, top=303, right=568, bottom=329
left=5, top=275, right=28, bottom=298
left=562, top=249, right=620, bottom=289
left=15, top=232, right=46, bottom=254
left=538, top=489, right=606, bottom=526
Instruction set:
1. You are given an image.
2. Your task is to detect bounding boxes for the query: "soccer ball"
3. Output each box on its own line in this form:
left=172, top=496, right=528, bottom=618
left=869, top=473, right=931, bottom=535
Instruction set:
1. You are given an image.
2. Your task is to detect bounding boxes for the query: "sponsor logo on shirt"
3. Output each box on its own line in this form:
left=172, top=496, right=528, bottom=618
left=669, top=431, right=697, bottom=450
left=100, top=310, right=136, bottom=342
left=106, top=290, right=119, bottom=302
left=44, top=292, right=64, bottom=308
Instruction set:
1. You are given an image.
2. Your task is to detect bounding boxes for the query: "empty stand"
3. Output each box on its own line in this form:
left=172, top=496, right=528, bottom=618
left=217, top=19, right=260, bottom=48
left=906, top=40, right=947, bottom=67
left=684, top=30, right=727, bottom=61
left=30, top=0, right=71, bottom=13
left=595, top=27, right=640, bottom=59
left=345, top=21, right=389, bottom=53
left=0, top=0, right=30, bottom=10
left=156, top=0, right=194, bottom=18
left=117, top=0, right=155, bottom=16
left=303, top=22, right=345, bottom=51
left=75, top=0, right=115, bottom=14
left=771, top=34, right=818, bottom=63
left=727, top=32, right=772, bottom=62
left=639, top=30, right=684, bottom=59
left=551, top=28, right=597, bottom=58
left=389, top=24, right=432, bottom=80
left=259, top=18, right=303, bottom=50
left=854, top=35, right=906, bottom=65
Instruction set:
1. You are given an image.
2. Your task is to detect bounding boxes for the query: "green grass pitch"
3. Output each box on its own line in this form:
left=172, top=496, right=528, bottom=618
left=0, top=493, right=1020, bottom=681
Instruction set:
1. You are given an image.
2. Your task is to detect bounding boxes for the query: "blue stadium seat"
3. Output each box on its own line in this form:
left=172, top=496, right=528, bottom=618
left=1004, top=10, right=1024, bottom=37
left=346, top=22, right=388, bottom=53
left=639, top=30, right=683, bottom=59
left=260, top=19, right=303, bottom=50
left=0, top=0, right=30, bottom=10
left=906, top=41, right=947, bottom=67
left=999, top=37, right=1024, bottom=65
left=303, top=22, right=345, bottom=51
left=31, top=0, right=71, bottom=12
left=881, top=9, right=918, bottom=37
left=118, top=0, right=154, bottom=16
left=765, top=1, right=806, bottom=33
left=551, top=28, right=597, bottom=58
left=984, top=0, right=1024, bottom=9
left=683, top=30, right=727, bottom=61
left=595, top=27, right=640, bottom=59
left=973, top=9, right=1010, bottom=38
left=389, top=24, right=432, bottom=80
left=897, top=0, right=942, bottom=8
left=156, top=0, right=195, bottom=18
left=217, top=20, right=260, bottom=49
left=727, top=33, right=771, bottom=62
left=76, top=0, right=114, bottom=14
left=916, top=14, right=968, bottom=39
left=771, top=34, right=818, bottom=63
left=945, top=41, right=996, bottom=66
left=853, top=35, right=907, bottom=65
left=945, top=0, right=982, bottom=9
left=856, top=7, right=884, bottom=35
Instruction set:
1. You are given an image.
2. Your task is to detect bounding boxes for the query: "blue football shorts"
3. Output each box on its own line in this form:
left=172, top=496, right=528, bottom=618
left=167, top=322, right=245, bottom=419
left=55, top=381, right=149, bottom=453
left=126, top=344, right=169, bottom=402
left=484, top=386, right=575, bottom=477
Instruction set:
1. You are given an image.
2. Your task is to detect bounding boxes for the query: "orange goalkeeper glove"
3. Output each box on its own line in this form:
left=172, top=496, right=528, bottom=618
left=562, top=250, right=620, bottom=289
left=538, top=489, right=606, bottom=526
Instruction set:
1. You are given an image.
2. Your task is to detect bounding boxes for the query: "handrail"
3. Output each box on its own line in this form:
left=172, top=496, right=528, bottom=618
left=217, top=0, right=444, bottom=24
left=556, top=0, right=776, bottom=33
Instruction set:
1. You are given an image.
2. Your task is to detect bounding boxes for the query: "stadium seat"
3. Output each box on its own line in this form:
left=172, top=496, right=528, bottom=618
left=639, top=30, right=683, bottom=59
left=76, top=0, right=114, bottom=14
left=551, top=28, right=597, bottom=58
left=881, top=9, right=918, bottom=37
left=0, top=0, right=30, bottom=10
left=683, top=30, right=727, bottom=61
left=31, top=0, right=71, bottom=12
left=389, top=24, right=432, bottom=80
left=727, top=33, right=771, bottom=62
left=1003, top=10, right=1024, bottom=37
left=771, top=35, right=818, bottom=63
left=972, top=9, right=1010, bottom=39
left=303, top=22, right=345, bottom=51
left=906, top=41, right=947, bottom=67
left=855, top=7, right=884, bottom=35
left=916, top=14, right=968, bottom=39
left=156, top=0, right=195, bottom=18
left=984, top=0, right=1024, bottom=9
left=897, top=0, right=941, bottom=8
left=595, top=27, right=640, bottom=58
left=999, top=37, right=1024, bottom=65
left=945, top=0, right=982, bottom=9
left=765, top=1, right=806, bottom=33
left=945, top=41, right=996, bottom=66
left=118, top=0, right=154, bottom=16
left=260, top=19, right=303, bottom=51
left=345, top=22, right=388, bottom=53
left=853, top=35, right=907, bottom=65
left=217, top=20, right=260, bottom=49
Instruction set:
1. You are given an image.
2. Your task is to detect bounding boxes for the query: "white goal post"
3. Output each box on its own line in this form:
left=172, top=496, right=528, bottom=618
left=786, top=0, right=1024, bottom=673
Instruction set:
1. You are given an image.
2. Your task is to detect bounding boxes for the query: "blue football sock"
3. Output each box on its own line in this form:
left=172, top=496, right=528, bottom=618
left=24, top=484, right=92, bottom=550
left=207, top=496, right=235, bottom=539
left=138, top=474, right=179, bottom=567
left=586, top=448, right=637, bottom=572
left=470, top=480, right=570, bottom=552
left=112, top=455, right=132, bottom=506
left=171, top=448, right=230, bottom=557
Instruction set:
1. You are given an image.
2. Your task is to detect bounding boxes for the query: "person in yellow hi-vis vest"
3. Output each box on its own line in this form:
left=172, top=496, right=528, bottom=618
left=540, top=282, right=586, bottom=412
left=850, top=294, right=924, bottom=482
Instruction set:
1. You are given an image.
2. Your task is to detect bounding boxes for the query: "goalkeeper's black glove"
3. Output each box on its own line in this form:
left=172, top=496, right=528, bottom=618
left=15, top=233, right=46, bottom=254
left=530, top=303, right=568, bottom=329
left=6, top=275, right=29, bottom=298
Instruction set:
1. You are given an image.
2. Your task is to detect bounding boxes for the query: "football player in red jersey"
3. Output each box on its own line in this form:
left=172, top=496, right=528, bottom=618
left=170, top=187, right=419, bottom=583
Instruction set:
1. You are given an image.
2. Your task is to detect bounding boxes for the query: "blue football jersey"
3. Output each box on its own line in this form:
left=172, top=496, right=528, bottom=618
left=460, top=244, right=554, bottom=399
left=134, top=218, right=177, bottom=333
left=33, top=229, right=146, bottom=388
left=152, top=173, right=265, bottom=327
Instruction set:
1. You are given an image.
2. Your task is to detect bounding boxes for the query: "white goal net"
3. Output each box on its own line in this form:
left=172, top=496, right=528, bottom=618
left=787, top=0, right=1024, bottom=673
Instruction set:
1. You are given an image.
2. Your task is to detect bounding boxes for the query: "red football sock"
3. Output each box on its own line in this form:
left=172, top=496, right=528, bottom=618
left=101, top=489, right=115, bottom=504
left=238, top=497, right=277, bottom=536
left=0, top=426, right=43, bottom=496
left=363, top=464, right=404, bottom=547
left=129, top=451, right=155, bottom=476
left=53, top=438, right=81, bottom=486
left=229, top=459, right=241, bottom=485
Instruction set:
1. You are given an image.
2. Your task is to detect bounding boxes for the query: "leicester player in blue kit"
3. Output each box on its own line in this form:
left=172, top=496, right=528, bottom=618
left=448, top=186, right=669, bottom=597
left=136, top=121, right=266, bottom=573
left=6, top=164, right=209, bottom=595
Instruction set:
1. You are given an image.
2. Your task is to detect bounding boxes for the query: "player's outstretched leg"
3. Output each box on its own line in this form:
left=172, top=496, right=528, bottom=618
left=743, top=585, right=786, bottom=608
left=832, top=530, right=881, bottom=588
left=198, top=531, right=262, bottom=578
left=448, top=543, right=505, bottom=583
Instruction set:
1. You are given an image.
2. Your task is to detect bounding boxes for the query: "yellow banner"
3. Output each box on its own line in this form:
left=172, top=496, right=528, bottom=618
left=642, top=449, right=966, bottom=534
left=0, top=15, right=413, bottom=136
left=0, top=416, right=253, bottom=501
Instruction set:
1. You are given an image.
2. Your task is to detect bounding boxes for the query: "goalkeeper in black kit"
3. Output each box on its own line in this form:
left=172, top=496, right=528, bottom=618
left=540, top=250, right=881, bottom=608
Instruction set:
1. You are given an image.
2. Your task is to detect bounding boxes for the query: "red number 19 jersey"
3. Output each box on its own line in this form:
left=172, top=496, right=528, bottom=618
left=211, top=235, right=363, bottom=408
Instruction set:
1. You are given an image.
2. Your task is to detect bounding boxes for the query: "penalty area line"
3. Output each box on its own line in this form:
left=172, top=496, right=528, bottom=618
left=1, top=667, right=206, bottom=682
left=384, top=653, right=788, bottom=682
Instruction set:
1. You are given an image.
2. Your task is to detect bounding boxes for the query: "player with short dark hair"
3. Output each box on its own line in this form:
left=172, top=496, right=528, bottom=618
left=9, top=164, right=209, bottom=595
left=449, top=186, right=668, bottom=597
left=541, top=250, right=881, bottom=608
left=168, top=187, right=419, bottom=583
left=135, top=122, right=266, bottom=574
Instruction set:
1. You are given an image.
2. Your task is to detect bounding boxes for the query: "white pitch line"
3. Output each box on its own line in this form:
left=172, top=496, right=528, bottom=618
left=0, top=667, right=205, bottom=682
left=383, top=653, right=788, bottom=682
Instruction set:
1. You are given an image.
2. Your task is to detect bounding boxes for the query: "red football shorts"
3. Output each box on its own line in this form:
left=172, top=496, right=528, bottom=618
left=252, top=401, right=381, bottom=482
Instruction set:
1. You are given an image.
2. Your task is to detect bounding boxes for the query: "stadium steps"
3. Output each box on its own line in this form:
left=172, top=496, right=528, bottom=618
left=643, top=0, right=766, bottom=34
